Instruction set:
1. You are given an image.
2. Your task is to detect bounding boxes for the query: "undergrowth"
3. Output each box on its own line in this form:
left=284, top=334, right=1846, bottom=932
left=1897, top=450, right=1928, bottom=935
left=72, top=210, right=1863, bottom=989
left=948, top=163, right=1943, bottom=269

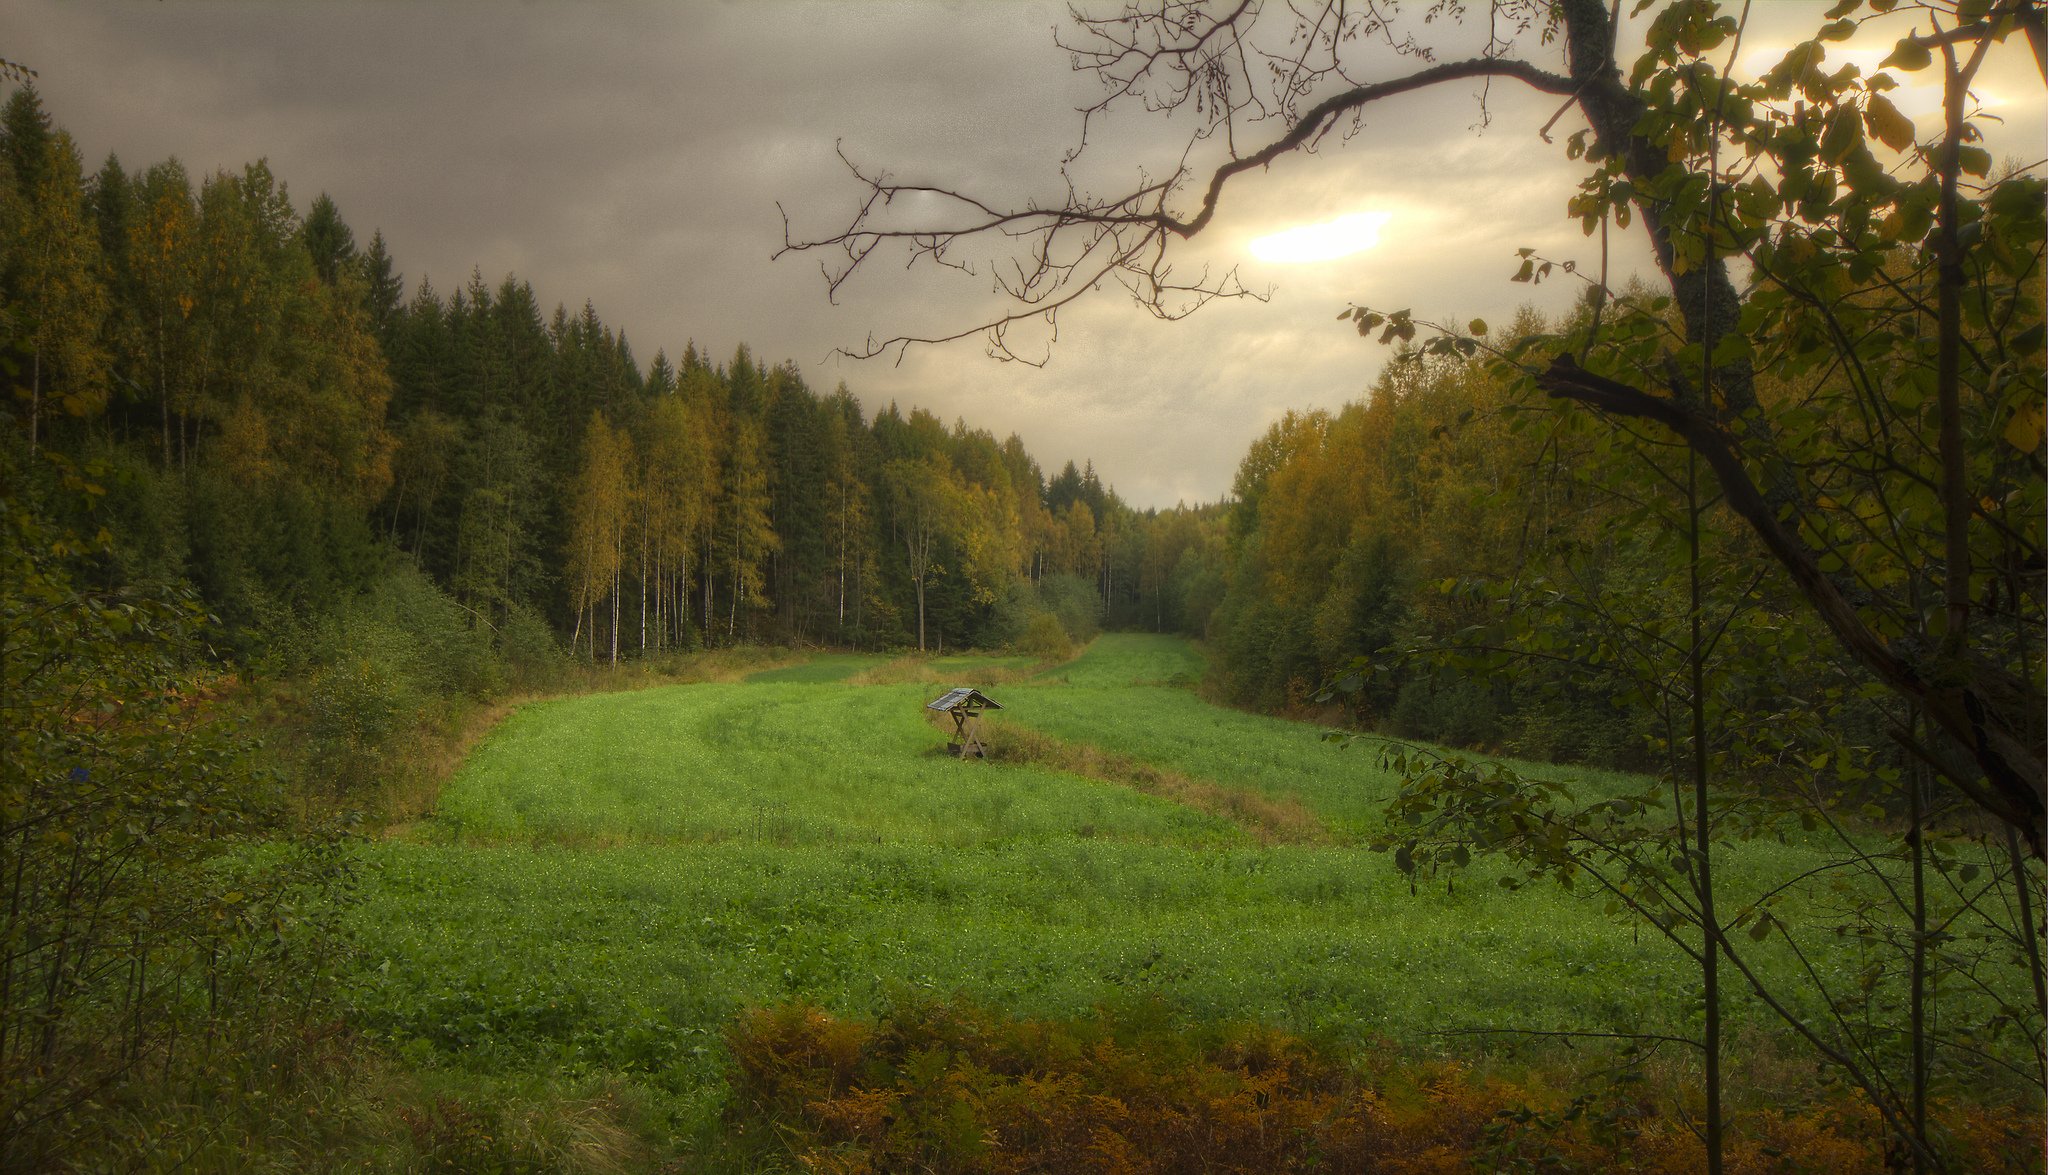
left=724, top=998, right=2040, bottom=1174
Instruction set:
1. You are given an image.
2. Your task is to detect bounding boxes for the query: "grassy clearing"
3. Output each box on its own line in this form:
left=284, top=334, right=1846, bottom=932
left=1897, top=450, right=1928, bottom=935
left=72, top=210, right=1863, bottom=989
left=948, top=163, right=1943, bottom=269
left=432, top=681, right=1236, bottom=847
left=340, top=633, right=2038, bottom=1164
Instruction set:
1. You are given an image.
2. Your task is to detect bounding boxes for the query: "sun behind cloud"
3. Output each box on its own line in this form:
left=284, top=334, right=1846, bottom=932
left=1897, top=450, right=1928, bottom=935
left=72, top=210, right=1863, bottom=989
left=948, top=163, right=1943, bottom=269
left=1249, top=211, right=1393, bottom=264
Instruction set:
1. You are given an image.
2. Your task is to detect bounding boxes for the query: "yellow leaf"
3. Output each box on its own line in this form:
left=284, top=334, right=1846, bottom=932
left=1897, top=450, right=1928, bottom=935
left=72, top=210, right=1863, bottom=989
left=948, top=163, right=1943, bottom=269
left=1863, top=94, right=1917, bottom=153
left=2002, top=401, right=2045, bottom=451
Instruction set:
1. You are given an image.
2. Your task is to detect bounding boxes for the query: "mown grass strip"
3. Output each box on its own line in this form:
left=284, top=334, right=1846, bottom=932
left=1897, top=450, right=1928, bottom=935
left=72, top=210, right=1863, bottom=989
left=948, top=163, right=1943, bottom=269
left=984, top=720, right=1331, bottom=845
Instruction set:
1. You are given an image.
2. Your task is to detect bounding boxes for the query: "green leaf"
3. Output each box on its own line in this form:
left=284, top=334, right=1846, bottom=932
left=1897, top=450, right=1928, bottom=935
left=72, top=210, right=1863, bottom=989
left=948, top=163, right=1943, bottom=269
left=1820, top=107, right=1863, bottom=164
left=1468, top=318, right=1487, bottom=337
left=1393, top=844, right=1415, bottom=874
left=1748, top=914, right=1773, bottom=941
left=1880, top=37, right=1931, bottom=71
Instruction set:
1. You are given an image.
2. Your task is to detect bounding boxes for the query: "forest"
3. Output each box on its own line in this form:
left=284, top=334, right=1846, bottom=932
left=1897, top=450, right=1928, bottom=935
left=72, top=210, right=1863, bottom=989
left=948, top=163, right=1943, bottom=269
left=2, top=78, right=1209, bottom=666
left=4, top=0, right=2046, bottom=1168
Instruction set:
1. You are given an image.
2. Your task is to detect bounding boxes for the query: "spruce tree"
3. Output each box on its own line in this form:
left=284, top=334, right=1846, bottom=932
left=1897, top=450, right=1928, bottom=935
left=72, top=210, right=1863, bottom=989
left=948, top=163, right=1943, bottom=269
left=301, top=192, right=356, bottom=286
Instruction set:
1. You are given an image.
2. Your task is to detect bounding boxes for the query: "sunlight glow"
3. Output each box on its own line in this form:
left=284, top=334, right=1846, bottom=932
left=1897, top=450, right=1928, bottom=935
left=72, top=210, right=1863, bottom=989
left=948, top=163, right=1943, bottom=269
left=1249, top=212, right=1392, bottom=264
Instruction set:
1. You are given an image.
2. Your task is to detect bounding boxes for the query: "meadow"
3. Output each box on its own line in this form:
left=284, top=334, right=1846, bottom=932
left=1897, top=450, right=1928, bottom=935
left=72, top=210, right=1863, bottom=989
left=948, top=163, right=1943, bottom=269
left=345, top=635, right=2035, bottom=1160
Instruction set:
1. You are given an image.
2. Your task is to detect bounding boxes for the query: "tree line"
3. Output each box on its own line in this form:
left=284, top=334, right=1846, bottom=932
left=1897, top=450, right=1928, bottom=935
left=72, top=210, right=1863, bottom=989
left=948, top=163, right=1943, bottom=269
left=2, top=84, right=1231, bottom=668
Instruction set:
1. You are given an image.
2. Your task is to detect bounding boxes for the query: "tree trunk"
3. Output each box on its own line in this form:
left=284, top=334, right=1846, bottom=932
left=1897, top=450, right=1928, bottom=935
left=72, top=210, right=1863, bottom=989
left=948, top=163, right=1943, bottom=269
left=1934, top=38, right=1973, bottom=661
left=158, top=313, right=171, bottom=469
left=1908, top=722, right=1928, bottom=1174
left=1687, top=451, right=1723, bottom=1175
left=28, top=348, right=40, bottom=456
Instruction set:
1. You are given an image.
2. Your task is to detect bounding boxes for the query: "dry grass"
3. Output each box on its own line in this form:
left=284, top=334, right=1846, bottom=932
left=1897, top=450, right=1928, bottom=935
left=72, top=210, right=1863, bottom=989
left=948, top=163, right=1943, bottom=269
left=981, top=719, right=1332, bottom=846
left=373, top=697, right=522, bottom=835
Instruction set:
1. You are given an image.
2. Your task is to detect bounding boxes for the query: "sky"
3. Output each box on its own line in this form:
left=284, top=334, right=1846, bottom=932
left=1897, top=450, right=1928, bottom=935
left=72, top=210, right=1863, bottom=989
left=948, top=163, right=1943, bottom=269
left=14, top=1, right=2044, bottom=508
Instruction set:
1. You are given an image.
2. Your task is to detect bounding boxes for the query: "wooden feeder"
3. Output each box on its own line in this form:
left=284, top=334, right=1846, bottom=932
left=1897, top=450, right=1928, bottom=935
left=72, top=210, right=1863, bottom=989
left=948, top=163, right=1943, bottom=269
left=926, top=687, right=1002, bottom=758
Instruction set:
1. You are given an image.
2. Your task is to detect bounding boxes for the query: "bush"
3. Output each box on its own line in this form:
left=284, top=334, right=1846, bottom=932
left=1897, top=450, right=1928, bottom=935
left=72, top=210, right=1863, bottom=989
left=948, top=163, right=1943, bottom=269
left=1391, top=671, right=1503, bottom=748
left=497, top=602, right=566, bottom=689
left=308, top=647, right=420, bottom=793
left=1037, top=573, right=1101, bottom=644
left=1016, top=611, right=1074, bottom=660
left=981, top=579, right=1039, bottom=651
left=303, top=565, right=506, bottom=792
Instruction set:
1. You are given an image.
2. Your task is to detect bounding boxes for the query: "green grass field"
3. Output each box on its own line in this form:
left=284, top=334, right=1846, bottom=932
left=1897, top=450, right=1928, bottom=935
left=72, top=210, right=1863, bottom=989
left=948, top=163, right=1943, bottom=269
left=345, top=634, right=2032, bottom=1147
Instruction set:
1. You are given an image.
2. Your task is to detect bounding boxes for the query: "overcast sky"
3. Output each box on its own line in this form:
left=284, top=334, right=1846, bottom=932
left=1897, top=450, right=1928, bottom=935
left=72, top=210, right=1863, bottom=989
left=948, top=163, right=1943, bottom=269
left=15, top=2, right=2044, bottom=508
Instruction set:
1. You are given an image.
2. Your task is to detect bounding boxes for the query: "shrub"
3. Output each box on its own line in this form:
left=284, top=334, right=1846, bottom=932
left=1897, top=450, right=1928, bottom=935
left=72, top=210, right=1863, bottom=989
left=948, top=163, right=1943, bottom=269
left=308, top=647, right=420, bottom=793
left=1016, top=611, right=1074, bottom=661
left=303, top=565, right=509, bottom=791
left=1037, top=573, right=1102, bottom=644
left=497, top=601, right=566, bottom=689
left=1391, top=671, right=1502, bottom=748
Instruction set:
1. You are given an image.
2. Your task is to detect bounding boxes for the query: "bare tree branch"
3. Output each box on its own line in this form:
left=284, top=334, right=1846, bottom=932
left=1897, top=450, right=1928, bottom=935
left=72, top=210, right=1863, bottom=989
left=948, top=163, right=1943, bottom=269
left=779, top=14, right=1573, bottom=363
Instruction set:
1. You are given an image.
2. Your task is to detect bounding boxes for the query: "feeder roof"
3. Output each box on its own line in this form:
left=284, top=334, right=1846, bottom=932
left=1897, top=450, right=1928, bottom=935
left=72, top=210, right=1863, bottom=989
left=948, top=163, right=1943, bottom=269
left=926, top=687, right=1002, bottom=712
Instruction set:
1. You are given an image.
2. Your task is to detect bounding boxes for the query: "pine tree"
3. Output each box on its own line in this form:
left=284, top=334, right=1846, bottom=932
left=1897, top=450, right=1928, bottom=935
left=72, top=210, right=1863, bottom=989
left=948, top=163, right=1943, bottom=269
left=301, top=192, right=356, bottom=286
left=0, top=84, right=53, bottom=194
left=88, top=153, right=142, bottom=441
left=359, top=229, right=404, bottom=344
